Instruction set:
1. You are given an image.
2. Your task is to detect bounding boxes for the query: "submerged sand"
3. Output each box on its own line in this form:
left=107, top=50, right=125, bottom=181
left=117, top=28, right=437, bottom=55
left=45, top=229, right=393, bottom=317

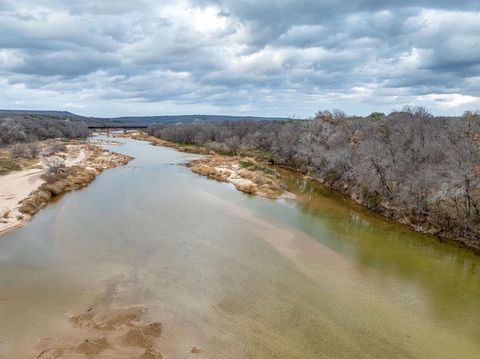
left=35, top=306, right=163, bottom=359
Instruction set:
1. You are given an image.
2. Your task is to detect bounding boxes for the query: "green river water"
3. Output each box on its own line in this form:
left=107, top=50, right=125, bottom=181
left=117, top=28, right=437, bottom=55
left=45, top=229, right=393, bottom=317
left=0, top=137, right=479, bottom=358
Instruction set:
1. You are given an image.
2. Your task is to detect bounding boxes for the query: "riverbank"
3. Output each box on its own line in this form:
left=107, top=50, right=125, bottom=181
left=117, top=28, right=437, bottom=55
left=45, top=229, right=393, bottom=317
left=113, top=131, right=294, bottom=199
left=118, top=131, right=480, bottom=253
left=186, top=156, right=296, bottom=199
left=0, top=140, right=132, bottom=236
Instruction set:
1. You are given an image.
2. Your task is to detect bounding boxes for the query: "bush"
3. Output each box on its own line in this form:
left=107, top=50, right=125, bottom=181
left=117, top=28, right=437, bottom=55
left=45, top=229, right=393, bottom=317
left=10, top=143, right=31, bottom=158
left=45, top=157, right=66, bottom=174
left=367, top=112, right=385, bottom=120
left=51, top=144, right=67, bottom=153
left=365, top=190, right=381, bottom=209
left=239, top=160, right=255, bottom=169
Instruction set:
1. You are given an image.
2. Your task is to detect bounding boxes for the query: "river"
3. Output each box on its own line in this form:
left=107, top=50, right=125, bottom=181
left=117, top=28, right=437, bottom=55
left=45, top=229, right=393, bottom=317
left=1, top=137, right=479, bottom=358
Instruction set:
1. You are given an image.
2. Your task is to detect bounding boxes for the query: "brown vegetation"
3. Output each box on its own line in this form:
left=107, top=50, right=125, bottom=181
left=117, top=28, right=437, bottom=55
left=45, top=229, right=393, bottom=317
left=186, top=155, right=288, bottom=199
left=0, top=145, right=39, bottom=175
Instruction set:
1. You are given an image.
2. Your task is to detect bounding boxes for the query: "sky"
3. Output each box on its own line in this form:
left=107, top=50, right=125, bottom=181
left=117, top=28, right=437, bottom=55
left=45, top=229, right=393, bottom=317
left=0, top=0, right=479, bottom=118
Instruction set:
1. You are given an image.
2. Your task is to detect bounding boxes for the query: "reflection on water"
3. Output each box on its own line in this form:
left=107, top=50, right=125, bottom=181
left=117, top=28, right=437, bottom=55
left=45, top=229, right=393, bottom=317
left=0, top=136, right=479, bottom=358
left=278, top=173, right=480, bottom=334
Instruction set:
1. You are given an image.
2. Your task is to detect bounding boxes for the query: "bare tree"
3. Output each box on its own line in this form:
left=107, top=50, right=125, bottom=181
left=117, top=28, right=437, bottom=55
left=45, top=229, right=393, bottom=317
left=45, top=157, right=65, bottom=174
left=0, top=118, right=26, bottom=145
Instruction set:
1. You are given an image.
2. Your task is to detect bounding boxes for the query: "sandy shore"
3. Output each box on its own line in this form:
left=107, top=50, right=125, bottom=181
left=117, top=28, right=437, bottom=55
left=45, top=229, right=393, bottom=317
left=0, top=141, right=132, bottom=236
left=186, top=155, right=296, bottom=199
left=0, top=167, right=46, bottom=234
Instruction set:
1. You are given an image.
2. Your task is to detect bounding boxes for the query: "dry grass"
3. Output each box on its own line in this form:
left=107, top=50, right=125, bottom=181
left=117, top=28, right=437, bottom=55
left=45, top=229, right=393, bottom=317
left=0, top=144, right=45, bottom=176
left=234, top=182, right=257, bottom=195
left=0, top=149, right=22, bottom=175
left=186, top=155, right=285, bottom=199
left=1, top=209, right=10, bottom=219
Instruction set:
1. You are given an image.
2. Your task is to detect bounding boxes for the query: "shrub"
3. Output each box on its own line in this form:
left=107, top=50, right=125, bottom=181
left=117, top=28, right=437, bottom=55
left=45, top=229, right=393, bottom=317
left=10, top=143, right=31, bottom=158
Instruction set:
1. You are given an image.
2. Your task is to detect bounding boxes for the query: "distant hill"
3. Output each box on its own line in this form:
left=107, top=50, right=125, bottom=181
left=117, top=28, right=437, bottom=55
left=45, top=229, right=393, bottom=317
left=0, top=110, right=119, bottom=127
left=0, top=110, right=288, bottom=125
left=0, top=110, right=83, bottom=119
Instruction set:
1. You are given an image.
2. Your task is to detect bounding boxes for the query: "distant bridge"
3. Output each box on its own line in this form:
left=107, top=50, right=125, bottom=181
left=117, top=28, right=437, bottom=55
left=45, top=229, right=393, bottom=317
left=88, top=125, right=148, bottom=130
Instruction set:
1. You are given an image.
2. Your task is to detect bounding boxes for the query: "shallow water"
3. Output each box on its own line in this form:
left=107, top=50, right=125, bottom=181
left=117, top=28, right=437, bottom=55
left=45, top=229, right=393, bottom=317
left=1, top=137, right=479, bottom=358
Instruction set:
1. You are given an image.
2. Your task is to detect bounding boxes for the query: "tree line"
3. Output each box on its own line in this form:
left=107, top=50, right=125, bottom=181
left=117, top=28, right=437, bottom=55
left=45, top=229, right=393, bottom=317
left=0, top=114, right=89, bottom=146
left=147, top=107, right=480, bottom=248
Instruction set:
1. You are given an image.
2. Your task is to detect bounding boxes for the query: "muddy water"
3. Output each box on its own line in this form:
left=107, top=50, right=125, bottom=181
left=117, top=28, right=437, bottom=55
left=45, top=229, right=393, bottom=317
left=0, top=137, right=479, bottom=358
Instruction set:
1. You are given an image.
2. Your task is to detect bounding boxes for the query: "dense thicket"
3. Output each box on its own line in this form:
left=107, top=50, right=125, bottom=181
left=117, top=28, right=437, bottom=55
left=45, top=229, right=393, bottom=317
left=0, top=115, right=89, bottom=146
left=147, top=108, right=480, bottom=248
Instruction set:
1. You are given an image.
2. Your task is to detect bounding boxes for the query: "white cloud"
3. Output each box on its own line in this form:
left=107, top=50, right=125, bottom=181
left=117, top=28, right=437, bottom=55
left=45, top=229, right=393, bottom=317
left=419, top=94, right=480, bottom=109
left=0, top=1, right=478, bottom=117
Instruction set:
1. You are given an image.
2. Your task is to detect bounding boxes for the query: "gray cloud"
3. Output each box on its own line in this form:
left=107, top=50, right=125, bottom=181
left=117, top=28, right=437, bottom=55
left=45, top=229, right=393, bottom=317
left=0, top=0, right=479, bottom=117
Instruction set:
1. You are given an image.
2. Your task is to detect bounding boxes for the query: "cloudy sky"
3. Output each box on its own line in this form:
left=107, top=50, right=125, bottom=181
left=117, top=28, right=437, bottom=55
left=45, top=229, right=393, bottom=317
left=0, top=0, right=479, bottom=117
